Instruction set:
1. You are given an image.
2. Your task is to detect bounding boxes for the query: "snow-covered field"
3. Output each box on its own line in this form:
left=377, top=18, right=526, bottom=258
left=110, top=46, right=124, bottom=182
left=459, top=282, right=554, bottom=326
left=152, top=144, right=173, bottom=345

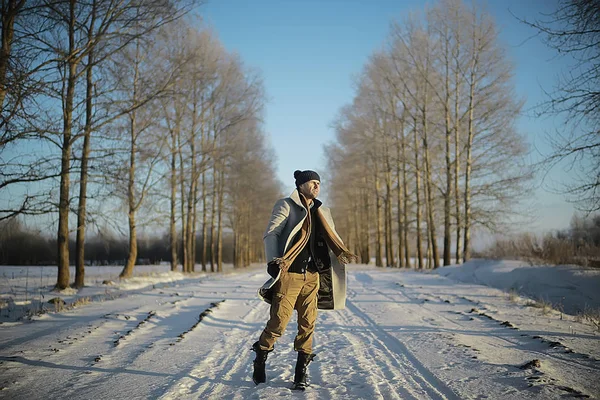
left=0, top=261, right=599, bottom=399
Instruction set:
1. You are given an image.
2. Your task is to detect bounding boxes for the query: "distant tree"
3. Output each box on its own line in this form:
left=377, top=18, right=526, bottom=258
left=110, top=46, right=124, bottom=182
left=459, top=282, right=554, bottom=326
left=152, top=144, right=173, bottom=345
left=0, top=217, right=55, bottom=265
left=227, top=120, right=281, bottom=268
left=569, top=213, right=600, bottom=247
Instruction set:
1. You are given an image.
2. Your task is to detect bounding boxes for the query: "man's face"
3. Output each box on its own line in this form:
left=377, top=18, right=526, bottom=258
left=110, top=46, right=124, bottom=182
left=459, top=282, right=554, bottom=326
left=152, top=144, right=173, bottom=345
left=299, top=180, right=320, bottom=200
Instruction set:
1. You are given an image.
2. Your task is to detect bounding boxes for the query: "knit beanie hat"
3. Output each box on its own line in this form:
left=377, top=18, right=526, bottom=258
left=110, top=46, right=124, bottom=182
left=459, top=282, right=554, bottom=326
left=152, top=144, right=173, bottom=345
left=294, top=170, right=321, bottom=187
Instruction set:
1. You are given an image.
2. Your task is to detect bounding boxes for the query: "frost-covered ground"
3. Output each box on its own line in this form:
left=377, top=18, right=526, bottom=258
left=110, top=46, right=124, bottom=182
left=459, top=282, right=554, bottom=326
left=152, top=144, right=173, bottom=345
left=0, top=264, right=236, bottom=322
left=0, top=260, right=599, bottom=399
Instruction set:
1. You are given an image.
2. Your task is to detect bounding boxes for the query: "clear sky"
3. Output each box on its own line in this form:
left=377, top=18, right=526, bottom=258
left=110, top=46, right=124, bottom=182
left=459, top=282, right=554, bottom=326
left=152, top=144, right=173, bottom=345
left=195, top=0, right=577, bottom=233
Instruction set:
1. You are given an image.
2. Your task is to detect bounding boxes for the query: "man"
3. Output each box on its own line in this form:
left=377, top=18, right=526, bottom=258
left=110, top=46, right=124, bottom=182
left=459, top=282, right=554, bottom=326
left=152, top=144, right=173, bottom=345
left=252, top=169, right=356, bottom=390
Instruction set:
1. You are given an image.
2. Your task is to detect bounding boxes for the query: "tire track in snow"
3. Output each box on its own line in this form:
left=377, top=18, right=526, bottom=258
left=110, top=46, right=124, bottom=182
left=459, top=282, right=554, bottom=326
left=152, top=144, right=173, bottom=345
left=343, top=291, right=460, bottom=400
left=375, top=279, right=599, bottom=372
left=322, top=304, right=414, bottom=399
left=0, top=301, right=165, bottom=399
left=0, top=269, right=265, bottom=399
left=0, top=303, right=148, bottom=353
left=55, top=295, right=212, bottom=398
left=0, top=303, right=155, bottom=395
left=354, top=271, right=600, bottom=399
left=156, top=299, right=265, bottom=399
left=0, top=274, right=212, bottom=354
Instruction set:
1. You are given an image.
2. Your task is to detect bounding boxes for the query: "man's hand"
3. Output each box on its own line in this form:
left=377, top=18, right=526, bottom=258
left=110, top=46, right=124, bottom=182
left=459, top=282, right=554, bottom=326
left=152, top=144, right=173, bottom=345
left=269, top=257, right=291, bottom=273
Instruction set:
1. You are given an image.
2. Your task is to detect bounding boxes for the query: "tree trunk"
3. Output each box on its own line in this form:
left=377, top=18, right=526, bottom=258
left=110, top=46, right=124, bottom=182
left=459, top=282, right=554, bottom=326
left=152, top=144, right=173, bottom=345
left=351, top=199, right=359, bottom=258
left=363, top=184, right=370, bottom=264
left=413, top=116, right=424, bottom=269
left=56, top=0, right=78, bottom=290
left=217, top=165, right=224, bottom=272
left=384, top=160, right=394, bottom=267
left=184, top=172, right=193, bottom=273
left=245, top=206, right=251, bottom=267
left=120, top=111, right=138, bottom=278
left=454, top=63, right=463, bottom=264
left=232, top=230, right=238, bottom=268
left=191, top=175, right=198, bottom=273
left=374, top=171, right=383, bottom=267
left=121, top=203, right=137, bottom=278
left=120, top=108, right=138, bottom=278
left=210, top=165, right=216, bottom=272
left=396, top=143, right=405, bottom=268
left=464, top=47, right=479, bottom=262
left=0, top=0, right=24, bottom=110
left=426, top=231, right=433, bottom=269
left=120, top=39, right=141, bottom=279
left=188, top=89, right=201, bottom=274
left=169, top=126, right=178, bottom=272
left=178, top=127, right=187, bottom=273
left=75, top=10, right=96, bottom=287
left=443, top=40, right=452, bottom=267
left=464, top=77, right=475, bottom=262
left=402, top=132, right=411, bottom=268
left=201, top=170, right=207, bottom=271
left=184, top=191, right=192, bottom=272
left=422, top=79, right=439, bottom=269
left=395, top=116, right=405, bottom=268
left=184, top=125, right=196, bottom=273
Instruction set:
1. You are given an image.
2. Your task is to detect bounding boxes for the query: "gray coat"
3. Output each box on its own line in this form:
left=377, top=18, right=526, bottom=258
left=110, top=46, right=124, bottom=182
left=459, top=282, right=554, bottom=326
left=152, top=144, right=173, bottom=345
left=258, top=189, right=347, bottom=310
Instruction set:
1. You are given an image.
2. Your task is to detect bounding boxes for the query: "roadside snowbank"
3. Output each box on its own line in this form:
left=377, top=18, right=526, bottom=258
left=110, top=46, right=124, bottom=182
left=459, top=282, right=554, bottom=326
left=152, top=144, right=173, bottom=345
left=0, top=264, right=262, bottom=323
left=434, top=259, right=600, bottom=315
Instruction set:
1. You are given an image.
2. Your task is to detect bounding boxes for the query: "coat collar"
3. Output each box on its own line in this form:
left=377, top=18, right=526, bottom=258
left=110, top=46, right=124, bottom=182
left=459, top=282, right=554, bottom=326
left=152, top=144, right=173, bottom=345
left=290, top=189, right=322, bottom=210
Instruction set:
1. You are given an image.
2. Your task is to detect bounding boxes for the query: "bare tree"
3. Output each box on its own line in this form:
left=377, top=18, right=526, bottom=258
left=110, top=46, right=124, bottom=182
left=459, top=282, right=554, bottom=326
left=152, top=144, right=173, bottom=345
left=0, top=0, right=52, bottom=145
left=74, top=0, right=197, bottom=286
left=0, top=0, right=26, bottom=114
left=0, top=0, right=199, bottom=288
left=519, top=0, right=599, bottom=213
left=111, top=31, right=177, bottom=279
left=74, top=0, right=98, bottom=287
left=1, top=1, right=285, bottom=278
left=327, top=0, right=532, bottom=268
left=428, top=0, right=468, bottom=265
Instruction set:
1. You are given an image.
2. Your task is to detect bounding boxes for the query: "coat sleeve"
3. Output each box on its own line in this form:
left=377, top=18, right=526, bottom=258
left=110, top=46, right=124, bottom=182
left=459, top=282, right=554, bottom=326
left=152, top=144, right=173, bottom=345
left=263, top=198, right=290, bottom=263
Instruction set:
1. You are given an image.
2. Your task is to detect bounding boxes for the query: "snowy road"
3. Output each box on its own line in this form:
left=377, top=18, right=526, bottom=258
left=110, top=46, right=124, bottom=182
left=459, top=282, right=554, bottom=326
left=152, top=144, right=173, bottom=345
left=0, top=265, right=598, bottom=399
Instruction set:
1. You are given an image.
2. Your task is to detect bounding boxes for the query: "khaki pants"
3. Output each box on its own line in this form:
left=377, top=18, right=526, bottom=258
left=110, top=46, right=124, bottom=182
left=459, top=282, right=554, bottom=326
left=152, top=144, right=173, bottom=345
left=258, top=271, right=319, bottom=353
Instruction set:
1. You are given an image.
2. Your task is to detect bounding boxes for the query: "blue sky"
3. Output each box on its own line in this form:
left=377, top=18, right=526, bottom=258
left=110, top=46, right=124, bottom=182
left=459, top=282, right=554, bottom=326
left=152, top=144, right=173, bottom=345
left=196, top=0, right=577, bottom=233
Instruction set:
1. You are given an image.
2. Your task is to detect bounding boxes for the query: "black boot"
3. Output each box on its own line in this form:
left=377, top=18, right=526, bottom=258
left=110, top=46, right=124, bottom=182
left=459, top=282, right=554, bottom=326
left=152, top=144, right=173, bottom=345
left=251, top=341, right=272, bottom=385
left=292, top=351, right=315, bottom=390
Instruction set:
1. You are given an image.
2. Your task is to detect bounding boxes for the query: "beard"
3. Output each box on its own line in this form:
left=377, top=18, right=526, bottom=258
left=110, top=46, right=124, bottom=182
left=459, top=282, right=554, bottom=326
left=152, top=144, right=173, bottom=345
left=301, top=187, right=319, bottom=199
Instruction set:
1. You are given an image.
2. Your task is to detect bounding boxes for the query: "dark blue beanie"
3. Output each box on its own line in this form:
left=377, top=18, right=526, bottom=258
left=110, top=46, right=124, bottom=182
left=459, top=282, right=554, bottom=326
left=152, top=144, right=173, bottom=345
left=294, top=170, right=320, bottom=187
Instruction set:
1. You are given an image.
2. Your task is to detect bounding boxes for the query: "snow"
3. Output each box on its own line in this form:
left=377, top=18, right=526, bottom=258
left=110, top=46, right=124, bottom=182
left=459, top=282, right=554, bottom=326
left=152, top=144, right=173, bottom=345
left=435, top=260, right=600, bottom=315
left=0, top=260, right=598, bottom=399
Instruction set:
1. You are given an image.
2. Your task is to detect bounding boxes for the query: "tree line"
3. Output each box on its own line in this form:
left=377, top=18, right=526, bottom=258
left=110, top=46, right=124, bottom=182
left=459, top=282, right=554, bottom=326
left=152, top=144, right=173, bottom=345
left=0, top=0, right=282, bottom=289
left=326, top=0, right=533, bottom=268
left=481, top=213, right=600, bottom=267
left=0, top=217, right=243, bottom=266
